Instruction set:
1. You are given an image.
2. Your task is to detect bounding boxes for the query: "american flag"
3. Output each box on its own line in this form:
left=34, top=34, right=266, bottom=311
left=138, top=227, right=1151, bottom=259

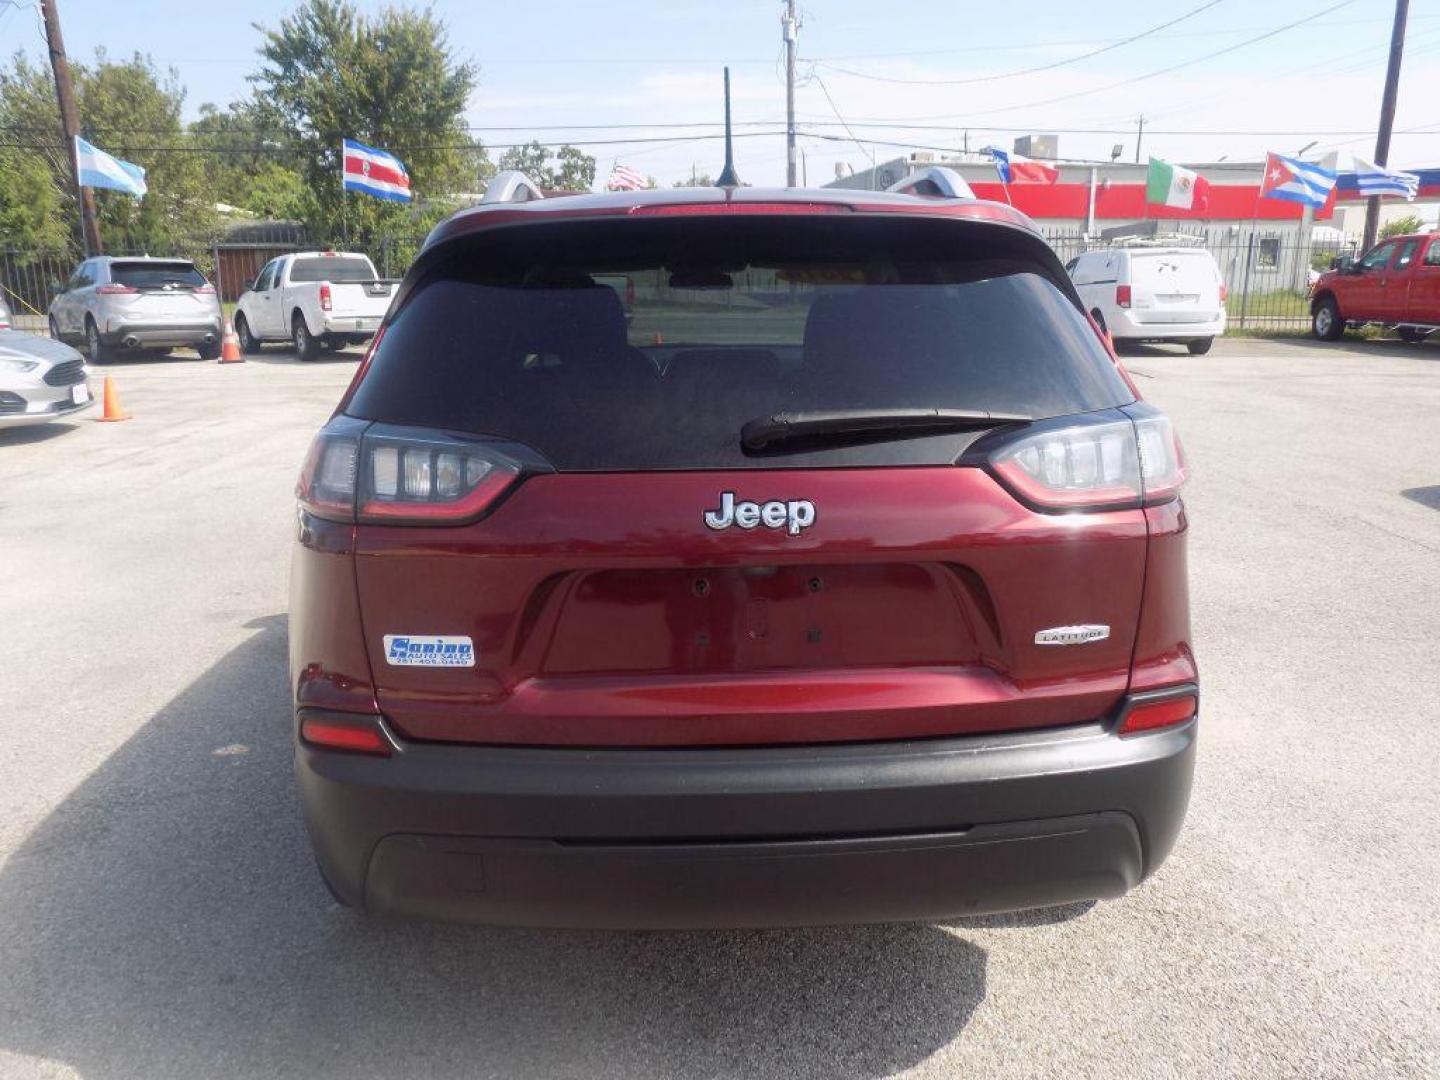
left=605, top=164, right=647, bottom=191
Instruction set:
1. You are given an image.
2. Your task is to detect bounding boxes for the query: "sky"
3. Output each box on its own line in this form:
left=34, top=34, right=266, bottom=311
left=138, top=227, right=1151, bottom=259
left=3, top=0, right=1439, bottom=189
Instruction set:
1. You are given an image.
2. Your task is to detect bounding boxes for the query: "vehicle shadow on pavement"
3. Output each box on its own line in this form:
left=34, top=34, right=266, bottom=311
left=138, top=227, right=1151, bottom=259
left=0, top=422, right=82, bottom=447
left=247, top=350, right=362, bottom=366
left=0, top=615, right=987, bottom=1080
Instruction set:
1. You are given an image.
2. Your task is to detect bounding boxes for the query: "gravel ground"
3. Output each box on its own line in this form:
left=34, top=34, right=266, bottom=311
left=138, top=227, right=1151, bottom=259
left=0, top=336, right=1436, bottom=1080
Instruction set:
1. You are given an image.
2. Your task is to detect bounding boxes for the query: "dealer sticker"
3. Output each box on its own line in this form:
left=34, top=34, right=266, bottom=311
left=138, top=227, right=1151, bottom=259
left=383, top=635, right=475, bottom=667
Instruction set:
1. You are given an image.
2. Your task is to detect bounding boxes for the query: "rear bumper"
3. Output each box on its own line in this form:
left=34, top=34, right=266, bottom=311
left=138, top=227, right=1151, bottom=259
left=101, top=321, right=221, bottom=348
left=296, top=701, right=1197, bottom=928
left=1112, top=309, right=1226, bottom=339
left=320, top=315, right=381, bottom=336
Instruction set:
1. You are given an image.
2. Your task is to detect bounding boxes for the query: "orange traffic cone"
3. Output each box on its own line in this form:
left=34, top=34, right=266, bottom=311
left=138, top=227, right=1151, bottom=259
left=94, top=376, right=130, bottom=422
left=219, top=319, right=243, bottom=363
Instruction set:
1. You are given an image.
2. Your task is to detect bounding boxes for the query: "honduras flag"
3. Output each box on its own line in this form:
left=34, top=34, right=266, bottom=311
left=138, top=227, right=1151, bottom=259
left=1347, top=157, right=1419, bottom=200
left=341, top=139, right=413, bottom=202
left=74, top=136, right=147, bottom=197
left=1259, top=152, right=1336, bottom=209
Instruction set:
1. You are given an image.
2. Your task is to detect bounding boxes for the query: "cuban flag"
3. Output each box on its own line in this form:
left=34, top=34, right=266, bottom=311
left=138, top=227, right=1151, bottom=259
left=74, top=136, right=147, bottom=197
left=341, top=139, right=412, bottom=202
left=1259, top=152, right=1336, bottom=209
left=985, top=147, right=1059, bottom=185
left=1346, top=157, right=1420, bottom=201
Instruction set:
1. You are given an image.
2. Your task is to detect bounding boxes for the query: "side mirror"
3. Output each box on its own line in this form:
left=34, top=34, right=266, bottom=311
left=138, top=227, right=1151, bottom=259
left=1335, top=255, right=1357, bottom=274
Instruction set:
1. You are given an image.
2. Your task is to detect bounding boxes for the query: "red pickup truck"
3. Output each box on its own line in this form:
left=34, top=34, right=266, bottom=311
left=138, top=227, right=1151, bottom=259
left=1311, top=232, right=1440, bottom=342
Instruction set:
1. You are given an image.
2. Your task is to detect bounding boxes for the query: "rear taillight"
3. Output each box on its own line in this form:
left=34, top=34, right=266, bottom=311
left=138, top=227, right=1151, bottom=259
left=1118, top=692, right=1196, bottom=736
left=296, top=423, right=524, bottom=525
left=96, top=283, right=138, bottom=295
left=989, top=411, right=1186, bottom=512
left=319, top=283, right=332, bottom=311
left=1218, top=282, right=1228, bottom=304
left=194, top=284, right=215, bottom=295
left=1115, top=284, right=1132, bottom=308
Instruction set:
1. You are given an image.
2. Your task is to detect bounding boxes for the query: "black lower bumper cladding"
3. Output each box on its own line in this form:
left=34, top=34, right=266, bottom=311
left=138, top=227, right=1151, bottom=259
left=296, top=710, right=1195, bottom=929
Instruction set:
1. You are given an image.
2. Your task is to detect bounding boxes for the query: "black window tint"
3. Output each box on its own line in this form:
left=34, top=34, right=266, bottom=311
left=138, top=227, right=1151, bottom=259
left=288, top=257, right=374, bottom=283
left=348, top=218, right=1132, bottom=470
left=110, top=261, right=206, bottom=289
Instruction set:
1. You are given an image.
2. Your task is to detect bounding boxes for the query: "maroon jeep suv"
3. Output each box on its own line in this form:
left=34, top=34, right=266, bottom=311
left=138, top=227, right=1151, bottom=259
left=290, top=186, right=1196, bottom=928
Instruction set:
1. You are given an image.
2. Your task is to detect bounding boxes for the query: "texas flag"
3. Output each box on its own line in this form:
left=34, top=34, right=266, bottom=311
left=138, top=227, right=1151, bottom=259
left=986, top=147, right=1059, bottom=184
left=341, top=139, right=413, bottom=202
left=1259, top=151, right=1336, bottom=209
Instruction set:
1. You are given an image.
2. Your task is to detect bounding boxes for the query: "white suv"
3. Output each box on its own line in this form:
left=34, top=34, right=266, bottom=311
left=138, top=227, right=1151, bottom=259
left=1067, top=246, right=1227, bottom=355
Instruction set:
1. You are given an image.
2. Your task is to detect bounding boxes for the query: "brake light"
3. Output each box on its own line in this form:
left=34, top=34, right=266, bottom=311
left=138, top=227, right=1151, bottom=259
left=989, top=412, right=1186, bottom=512
left=631, top=202, right=848, bottom=216
left=96, top=283, right=138, bottom=295
left=296, top=423, right=524, bottom=525
left=1118, top=693, right=1196, bottom=736
left=320, top=283, right=332, bottom=311
left=194, top=284, right=215, bottom=295
left=300, top=713, right=391, bottom=755
left=1218, top=282, right=1228, bottom=304
left=1116, top=284, right=1132, bottom=308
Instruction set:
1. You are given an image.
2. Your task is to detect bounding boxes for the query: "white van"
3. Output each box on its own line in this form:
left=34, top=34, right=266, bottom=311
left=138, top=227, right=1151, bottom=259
left=1066, top=246, right=1226, bottom=354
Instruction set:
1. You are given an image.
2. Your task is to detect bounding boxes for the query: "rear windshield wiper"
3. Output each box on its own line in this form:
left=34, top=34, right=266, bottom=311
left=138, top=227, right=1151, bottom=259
left=741, top=408, right=1032, bottom=451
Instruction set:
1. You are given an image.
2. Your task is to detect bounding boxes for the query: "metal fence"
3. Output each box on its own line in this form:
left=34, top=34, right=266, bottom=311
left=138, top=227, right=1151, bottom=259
left=1, top=223, right=430, bottom=334
left=3, top=221, right=1364, bottom=337
left=1040, top=226, right=1362, bottom=333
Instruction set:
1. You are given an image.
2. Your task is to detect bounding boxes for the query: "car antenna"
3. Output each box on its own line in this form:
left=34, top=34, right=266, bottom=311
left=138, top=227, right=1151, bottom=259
left=716, top=66, right=740, bottom=188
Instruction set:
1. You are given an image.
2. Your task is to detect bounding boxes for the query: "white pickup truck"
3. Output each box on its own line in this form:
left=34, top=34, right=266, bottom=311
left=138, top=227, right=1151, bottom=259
left=232, top=251, right=396, bottom=360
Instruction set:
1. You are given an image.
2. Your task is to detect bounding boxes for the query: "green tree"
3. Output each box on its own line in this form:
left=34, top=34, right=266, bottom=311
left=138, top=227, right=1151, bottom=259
left=497, top=140, right=597, bottom=190
left=1380, top=213, right=1426, bottom=239
left=250, top=0, right=488, bottom=243
left=0, top=50, right=218, bottom=253
left=188, top=102, right=310, bottom=220
left=673, top=170, right=714, bottom=188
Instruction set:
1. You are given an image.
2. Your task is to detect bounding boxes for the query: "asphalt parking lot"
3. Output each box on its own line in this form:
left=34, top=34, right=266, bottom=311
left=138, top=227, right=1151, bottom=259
left=1, top=335, right=1437, bottom=1079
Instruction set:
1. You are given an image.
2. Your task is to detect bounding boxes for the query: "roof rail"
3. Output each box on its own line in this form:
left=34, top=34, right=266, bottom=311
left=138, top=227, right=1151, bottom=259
left=886, top=165, right=976, bottom=200
left=1108, top=233, right=1208, bottom=248
left=481, top=171, right=545, bottom=204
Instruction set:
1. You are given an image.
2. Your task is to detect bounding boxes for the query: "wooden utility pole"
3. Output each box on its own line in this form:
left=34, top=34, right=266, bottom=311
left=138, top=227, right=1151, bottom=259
left=40, top=0, right=101, bottom=256
left=783, top=0, right=799, bottom=187
left=1363, top=0, right=1409, bottom=252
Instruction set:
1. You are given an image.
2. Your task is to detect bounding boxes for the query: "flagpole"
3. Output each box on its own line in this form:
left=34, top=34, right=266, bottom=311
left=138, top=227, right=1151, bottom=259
left=1238, top=179, right=1262, bottom=330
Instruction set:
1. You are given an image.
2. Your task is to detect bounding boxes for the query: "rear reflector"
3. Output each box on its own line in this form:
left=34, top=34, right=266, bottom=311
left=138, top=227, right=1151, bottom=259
left=300, top=714, right=391, bottom=755
left=1118, top=694, right=1196, bottom=736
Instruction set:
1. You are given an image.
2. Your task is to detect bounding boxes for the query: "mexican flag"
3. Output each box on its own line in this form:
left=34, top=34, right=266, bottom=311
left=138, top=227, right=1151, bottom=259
left=1146, top=158, right=1211, bottom=212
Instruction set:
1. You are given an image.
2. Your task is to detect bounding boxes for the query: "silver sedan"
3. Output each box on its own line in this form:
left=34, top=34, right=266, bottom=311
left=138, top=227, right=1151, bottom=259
left=0, top=330, right=93, bottom=427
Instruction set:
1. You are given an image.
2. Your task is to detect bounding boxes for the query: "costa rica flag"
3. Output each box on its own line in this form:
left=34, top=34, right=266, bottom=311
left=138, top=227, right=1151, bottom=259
left=342, top=139, right=413, bottom=202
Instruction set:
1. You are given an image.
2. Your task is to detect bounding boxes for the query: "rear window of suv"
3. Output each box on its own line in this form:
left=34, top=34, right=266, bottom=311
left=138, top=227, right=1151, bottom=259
left=347, top=216, right=1133, bottom=470
left=289, top=257, right=375, bottom=283
left=110, top=261, right=206, bottom=289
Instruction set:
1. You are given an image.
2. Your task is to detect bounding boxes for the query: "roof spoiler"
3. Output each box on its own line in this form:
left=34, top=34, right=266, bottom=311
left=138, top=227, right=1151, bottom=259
left=886, top=166, right=976, bottom=200
left=481, top=171, right=545, bottom=204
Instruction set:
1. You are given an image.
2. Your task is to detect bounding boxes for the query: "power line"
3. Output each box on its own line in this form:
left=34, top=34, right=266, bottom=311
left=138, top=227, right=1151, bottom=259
left=815, top=0, right=1361, bottom=122
left=812, top=0, right=1225, bottom=86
